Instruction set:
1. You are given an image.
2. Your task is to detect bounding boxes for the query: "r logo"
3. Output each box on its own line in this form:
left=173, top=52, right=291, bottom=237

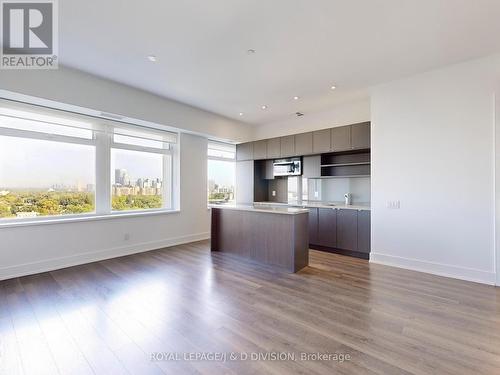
left=2, top=1, right=53, bottom=54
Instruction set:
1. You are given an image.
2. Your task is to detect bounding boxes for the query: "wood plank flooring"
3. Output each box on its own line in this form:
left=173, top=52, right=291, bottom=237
left=1, top=240, right=499, bottom=374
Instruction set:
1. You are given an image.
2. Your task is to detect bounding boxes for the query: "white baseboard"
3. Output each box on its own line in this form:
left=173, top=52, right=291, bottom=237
left=370, top=252, right=496, bottom=285
left=0, top=232, right=210, bottom=281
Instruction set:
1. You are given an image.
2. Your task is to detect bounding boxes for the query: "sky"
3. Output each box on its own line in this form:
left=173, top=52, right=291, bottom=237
left=0, top=136, right=163, bottom=189
left=208, top=159, right=235, bottom=187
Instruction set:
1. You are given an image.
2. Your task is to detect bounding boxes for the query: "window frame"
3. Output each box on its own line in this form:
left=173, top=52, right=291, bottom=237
left=0, top=105, right=178, bottom=225
left=207, top=141, right=236, bottom=205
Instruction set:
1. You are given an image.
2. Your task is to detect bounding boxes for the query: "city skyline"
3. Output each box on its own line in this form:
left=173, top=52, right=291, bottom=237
left=0, top=136, right=164, bottom=189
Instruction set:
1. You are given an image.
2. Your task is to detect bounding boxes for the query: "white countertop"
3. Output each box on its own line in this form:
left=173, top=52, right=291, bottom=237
left=209, top=204, right=309, bottom=215
left=254, top=201, right=371, bottom=211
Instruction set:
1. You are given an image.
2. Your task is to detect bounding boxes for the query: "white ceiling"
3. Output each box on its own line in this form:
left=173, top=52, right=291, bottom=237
left=60, top=0, right=500, bottom=125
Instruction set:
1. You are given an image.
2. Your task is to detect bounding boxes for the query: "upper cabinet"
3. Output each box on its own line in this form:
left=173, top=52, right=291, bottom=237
left=302, top=155, right=321, bottom=178
left=236, top=122, right=370, bottom=161
left=236, top=142, right=253, bottom=161
left=253, top=140, right=267, bottom=160
left=331, top=126, right=351, bottom=151
left=351, top=122, right=371, bottom=150
left=267, top=138, right=281, bottom=159
left=280, top=135, right=295, bottom=157
left=313, top=129, right=332, bottom=154
left=295, top=132, right=313, bottom=156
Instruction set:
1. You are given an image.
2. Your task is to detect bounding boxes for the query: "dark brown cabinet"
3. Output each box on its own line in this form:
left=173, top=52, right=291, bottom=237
left=295, top=132, right=313, bottom=156
left=280, top=135, right=295, bottom=157
left=313, top=129, right=331, bottom=153
left=302, top=155, right=321, bottom=178
left=267, top=138, right=281, bottom=159
left=336, top=209, right=358, bottom=251
left=331, top=126, right=351, bottom=151
left=351, top=122, right=370, bottom=150
left=308, top=208, right=319, bottom=245
left=317, top=208, right=337, bottom=248
left=357, top=210, right=370, bottom=253
left=264, top=160, right=274, bottom=180
left=253, top=140, right=267, bottom=160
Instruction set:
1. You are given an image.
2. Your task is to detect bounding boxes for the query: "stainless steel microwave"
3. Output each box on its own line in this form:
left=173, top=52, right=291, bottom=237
left=273, top=157, right=302, bottom=177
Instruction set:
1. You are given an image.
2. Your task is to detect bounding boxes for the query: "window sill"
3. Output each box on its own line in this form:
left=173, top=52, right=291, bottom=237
left=0, top=209, right=181, bottom=229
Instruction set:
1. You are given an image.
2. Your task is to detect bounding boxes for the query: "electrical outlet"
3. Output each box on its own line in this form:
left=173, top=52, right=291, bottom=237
left=272, top=190, right=276, bottom=197
left=387, top=200, right=400, bottom=209
left=314, top=191, right=319, bottom=198
left=124, top=233, right=130, bottom=241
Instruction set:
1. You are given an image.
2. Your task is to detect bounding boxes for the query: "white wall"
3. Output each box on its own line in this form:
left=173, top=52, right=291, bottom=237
left=0, top=133, right=209, bottom=280
left=235, top=160, right=254, bottom=204
left=371, top=54, right=500, bottom=284
left=496, top=86, right=500, bottom=286
left=252, top=98, right=370, bottom=140
left=0, top=66, right=252, bottom=142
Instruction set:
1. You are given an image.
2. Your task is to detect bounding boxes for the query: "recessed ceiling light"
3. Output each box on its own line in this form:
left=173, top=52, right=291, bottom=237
left=261, top=105, right=268, bottom=110
left=147, top=55, right=157, bottom=62
left=330, top=85, right=337, bottom=90
left=293, top=96, right=300, bottom=100
left=247, top=49, right=256, bottom=54
left=239, top=112, right=244, bottom=116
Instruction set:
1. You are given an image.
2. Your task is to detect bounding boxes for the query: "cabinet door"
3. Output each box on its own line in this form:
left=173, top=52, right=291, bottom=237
left=318, top=208, right=337, bottom=248
left=357, top=210, right=371, bottom=253
left=236, top=142, right=254, bottom=161
left=267, top=138, right=281, bottom=159
left=308, top=208, right=318, bottom=245
left=264, top=160, right=274, bottom=180
left=302, top=155, right=321, bottom=178
left=295, top=132, right=313, bottom=156
left=336, top=209, right=358, bottom=251
left=253, top=140, right=267, bottom=160
left=351, top=122, right=370, bottom=150
left=280, top=135, right=295, bottom=157
left=313, top=129, right=332, bottom=154
left=331, top=126, right=352, bottom=151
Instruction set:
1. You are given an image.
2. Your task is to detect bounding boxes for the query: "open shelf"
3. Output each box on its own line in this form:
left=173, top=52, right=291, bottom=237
left=321, top=161, right=370, bottom=168
left=320, top=150, right=371, bottom=177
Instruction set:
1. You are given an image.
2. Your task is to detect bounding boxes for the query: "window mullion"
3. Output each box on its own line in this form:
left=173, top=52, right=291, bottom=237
left=95, top=131, right=111, bottom=214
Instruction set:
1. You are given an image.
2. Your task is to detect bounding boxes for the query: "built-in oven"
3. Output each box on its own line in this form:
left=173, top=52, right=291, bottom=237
left=273, top=157, right=302, bottom=177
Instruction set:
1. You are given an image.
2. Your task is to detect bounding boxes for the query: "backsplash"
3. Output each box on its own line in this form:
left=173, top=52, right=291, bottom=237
left=306, top=177, right=370, bottom=203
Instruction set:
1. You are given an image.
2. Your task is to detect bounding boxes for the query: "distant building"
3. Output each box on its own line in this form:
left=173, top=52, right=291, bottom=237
left=0, top=190, right=9, bottom=196
left=115, top=169, right=128, bottom=185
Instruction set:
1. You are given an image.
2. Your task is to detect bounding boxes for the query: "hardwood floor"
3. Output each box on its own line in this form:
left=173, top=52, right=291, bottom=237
left=1, top=240, right=499, bottom=375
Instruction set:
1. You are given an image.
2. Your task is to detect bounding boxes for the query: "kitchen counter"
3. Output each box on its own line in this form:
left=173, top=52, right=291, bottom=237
left=210, top=205, right=309, bottom=272
left=254, top=201, right=371, bottom=211
left=209, top=204, right=309, bottom=215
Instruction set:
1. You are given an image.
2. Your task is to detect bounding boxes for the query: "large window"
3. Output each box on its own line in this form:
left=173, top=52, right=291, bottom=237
left=0, top=101, right=177, bottom=222
left=207, top=141, right=235, bottom=204
left=111, top=128, right=172, bottom=211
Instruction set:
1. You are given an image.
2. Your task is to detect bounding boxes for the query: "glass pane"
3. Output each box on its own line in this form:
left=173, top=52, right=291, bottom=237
left=208, top=159, right=235, bottom=204
left=111, top=148, right=164, bottom=211
left=113, top=128, right=169, bottom=149
left=0, top=108, right=94, bottom=139
left=0, top=136, right=96, bottom=219
left=207, top=141, right=235, bottom=159
left=207, top=148, right=235, bottom=159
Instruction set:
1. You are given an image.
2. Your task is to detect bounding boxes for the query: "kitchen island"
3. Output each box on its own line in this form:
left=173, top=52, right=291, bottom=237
left=210, top=205, right=309, bottom=272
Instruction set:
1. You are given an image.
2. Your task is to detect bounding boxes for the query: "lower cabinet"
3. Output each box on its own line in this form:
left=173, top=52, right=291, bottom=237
left=309, top=208, right=371, bottom=258
left=336, top=209, right=358, bottom=251
left=357, top=210, right=371, bottom=253
left=317, top=208, right=336, bottom=248
left=308, top=208, right=319, bottom=245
